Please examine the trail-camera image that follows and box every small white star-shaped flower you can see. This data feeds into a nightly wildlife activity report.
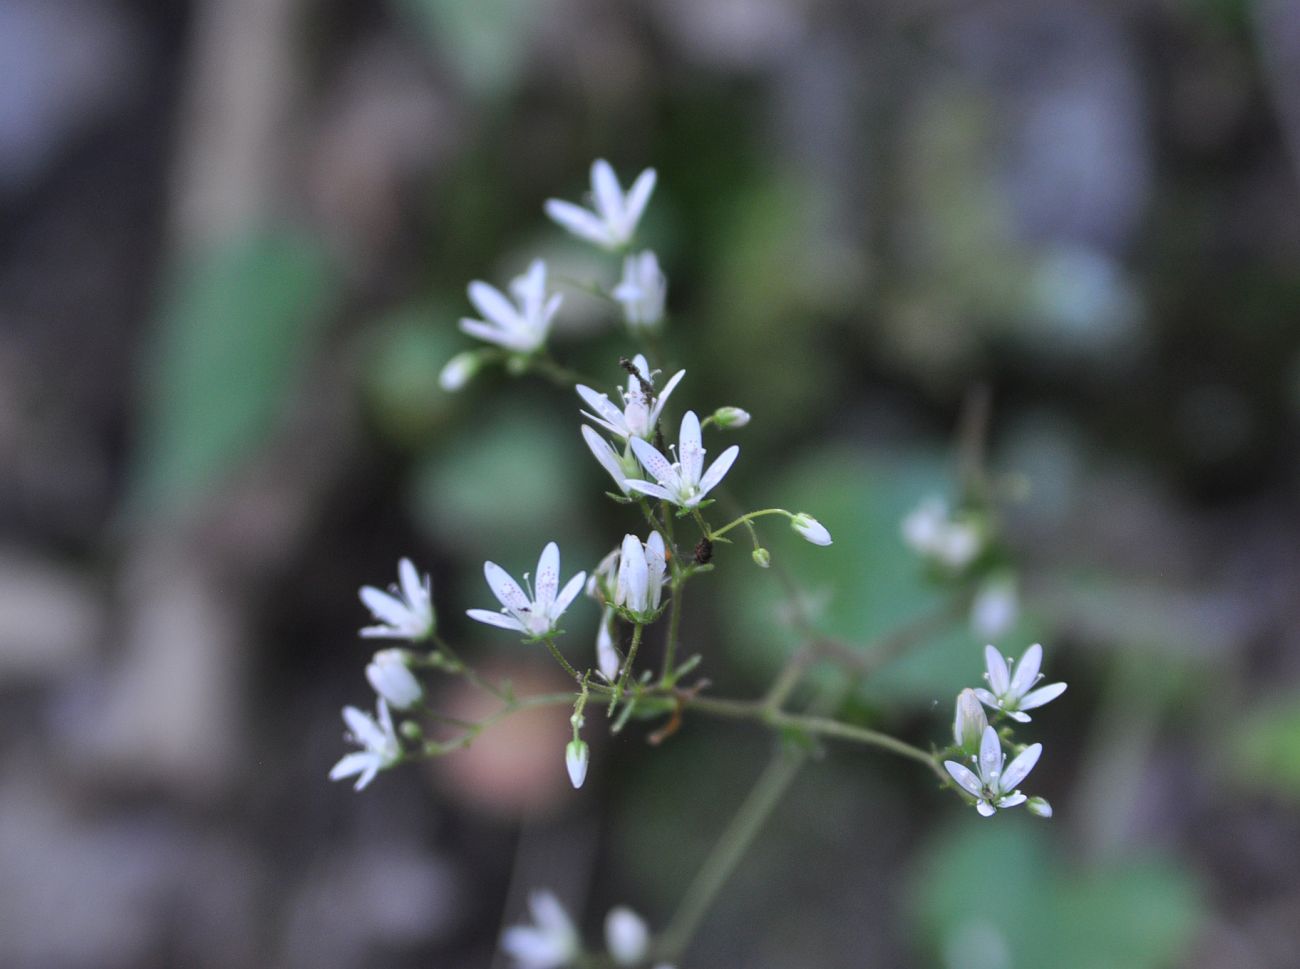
[577,354,685,443]
[612,250,667,328]
[974,643,1067,722]
[944,725,1042,817]
[626,411,740,509]
[502,891,580,969]
[328,699,403,791]
[545,159,656,250]
[459,259,562,354]
[365,648,423,710]
[901,496,983,569]
[359,557,435,641]
[467,542,587,639]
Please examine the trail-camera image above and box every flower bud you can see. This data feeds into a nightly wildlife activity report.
[790,512,832,546]
[565,739,590,789]
[596,609,620,681]
[365,649,423,710]
[752,547,772,568]
[399,719,424,741]
[1026,796,1053,818]
[605,906,650,965]
[438,350,482,391]
[713,406,751,429]
[952,688,989,754]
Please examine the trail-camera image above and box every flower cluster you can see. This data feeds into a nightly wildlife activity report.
[943,643,1066,817]
[503,891,674,969]
[902,496,984,571]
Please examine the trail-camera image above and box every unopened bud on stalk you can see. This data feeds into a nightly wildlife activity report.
[565,739,590,789]
[791,512,833,546]
[438,350,483,391]
[952,688,989,754]
[713,406,751,429]
[1026,796,1053,818]
[752,547,772,568]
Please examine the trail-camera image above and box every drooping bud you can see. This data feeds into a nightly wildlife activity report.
[752,547,772,568]
[438,350,483,391]
[1026,796,1053,818]
[713,406,751,429]
[565,739,590,789]
[605,906,650,965]
[790,512,833,546]
[953,688,989,754]
[365,649,424,710]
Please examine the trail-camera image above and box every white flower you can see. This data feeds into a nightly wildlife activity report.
[577,354,685,442]
[328,699,403,791]
[615,531,667,622]
[545,159,656,250]
[944,725,1042,817]
[502,891,580,969]
[605,906,650,965]
[901,497,982,570]
[459,259,562,354]
[467,542,587,639]
[626,411,740,509]
[565,739,589,789]
[359,558,435,641]
[439,350,482,391]
[365,648,424,710]
[952,687,989,754]
[790,512,832,546]
[582,426,640,495]
[596,607,620,681]
[612,250,667,328]
[970,574,1018,639]
[974,643,1067,723]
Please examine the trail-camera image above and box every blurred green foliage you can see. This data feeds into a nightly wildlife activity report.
[1229,694,1300,800]
[913,821,1202,969]
[133,233,335,513]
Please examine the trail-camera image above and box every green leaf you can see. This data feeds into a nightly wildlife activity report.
[132,232,335,513]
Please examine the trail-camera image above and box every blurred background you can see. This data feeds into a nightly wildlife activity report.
[3,0,1300,966]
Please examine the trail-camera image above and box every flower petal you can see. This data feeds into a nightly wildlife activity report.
[976,800,997,817]
[1010,643,1043,697]
[544,199,614,248]
[343,706,384,749]
[467,280,521,331]
[997,792,1027,809]
[1000,742,1042,792]
[629,436,678,488]
[553,571,586,618]
[984,644,1011,695]
[466,608,525,632]
[591,158,623,225]
[484,561,530,611]
[576,385,629,436]
[1020,681,1067,710]
[678,411,704,484]
[617,533,648,612]
[698,445,740,498]
[978,726,1003,783]
[649,368,686,425]
[944,761,983,798]
[398,558,423,609]
[624,479,674,503]
[973,688,1001,709]
[535,542,561,610]
[329,751,372,782]
[621,168,657,235]
[360,587,410,627]
[582,425,630,492]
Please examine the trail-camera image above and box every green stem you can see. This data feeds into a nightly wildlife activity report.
[543,636,582,683]
[655,746,804,960]
[613,623,645,704]
[661,584,683,683]
[709,508,792,541]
